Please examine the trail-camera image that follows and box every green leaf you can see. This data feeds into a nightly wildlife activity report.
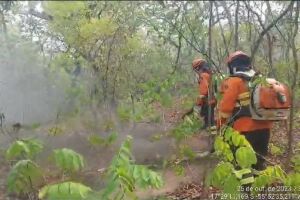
[253,174,272,188]
[232,133,241,147]
[39,181,92,200]
[210,162,234,188]
[233,169,252,179]
[53,148,85,172]
[6,139,43,160]
[107,131,118,145]
[235,147,257,168]
[223,175,240,195]
[214,136,225,152]
[285,173,300,188]
[252,165,286,189]
[87,134,106,146]
[102,136,163,199]
[269,143,283,156]
[240,176,255,185]
[7,160,43,194]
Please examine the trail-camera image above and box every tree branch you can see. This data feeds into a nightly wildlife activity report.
[250,1,294,59]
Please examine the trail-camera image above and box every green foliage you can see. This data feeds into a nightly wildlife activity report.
[285,173,300,190]
[171,115,201,142]
[210,162,234,188]
[179,145,196,160]
[87,134,106,147]
[214,136,234,162]
[102,136,163,199]
[252,165,286,189]
[235,147,257,169]
[48,126,64,136]
[269,143,284,156]
[6,139,43,160]
[223,175,240,196]
[132,165,164,189]
[172,164,185,176]
[7,160,43,194]
[117,101,150,122]
[138,75,179,107]
[38,181,92,200]
[209,127,257,194]
[53,148,85,173]
[214,128,253,164]
[291,154,300,172]
[87,131,118,147]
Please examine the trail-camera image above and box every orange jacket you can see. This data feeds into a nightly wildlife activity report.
[217,77,272,132]
[196,72,216,106]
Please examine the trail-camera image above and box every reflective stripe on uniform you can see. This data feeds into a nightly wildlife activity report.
[235,99,250,107]
[237,92,250,100]
[219,111,231,118]
[235,92,250,107]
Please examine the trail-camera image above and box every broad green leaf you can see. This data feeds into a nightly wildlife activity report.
[233,169,252,179]
[53,148,85,172]
[235,147,257,168]
[223,175,240,195]
[7,160,43,194]
[284,173,300,188]
[6,139,43,160]
[214,136,225,152]
[39,181,92,200]
[210,162,234,188]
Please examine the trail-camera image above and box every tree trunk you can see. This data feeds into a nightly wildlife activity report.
[215,1,229,56]
[208,1,213,58]
[287,1,299,163]
[234,1,240,50]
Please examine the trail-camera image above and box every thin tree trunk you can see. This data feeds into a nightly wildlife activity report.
[234,1,239,50]
[0,10,6,35]
[172,34,182,74]
[208,1,213,59]
[215,1,229,56]
[207,1,213,129]
[247,8,252,42]
[287,1,299,163]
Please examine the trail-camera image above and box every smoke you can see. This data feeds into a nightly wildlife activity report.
[0,40,68,125]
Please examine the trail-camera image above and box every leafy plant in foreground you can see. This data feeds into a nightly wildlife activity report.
[53,148,85,173]
[38,181,92,200]
[6,138,44,160]
[7,159,44,195]
[171,115,202,143]
[101,135,163,200]
[209,127,300,198]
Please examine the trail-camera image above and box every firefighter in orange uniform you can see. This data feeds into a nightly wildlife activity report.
[192,58,216,130]
[217,51,272,170]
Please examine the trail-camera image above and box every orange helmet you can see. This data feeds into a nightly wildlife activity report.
[227,51,251,74]
[192,58,206,70]
[227,51,250,65]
